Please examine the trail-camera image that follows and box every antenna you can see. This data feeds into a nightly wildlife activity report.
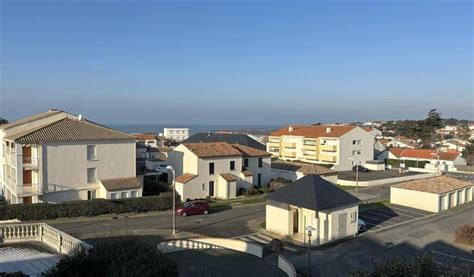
[78,114,83,121]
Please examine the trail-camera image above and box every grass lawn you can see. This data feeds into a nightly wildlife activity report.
[208,195,267,208]
[336,184,355,191]
[359,200,390,212]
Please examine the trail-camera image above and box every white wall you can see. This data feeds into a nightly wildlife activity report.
[390,187,440,213]
[42,140,136,202]
[245,156,271,187]
[266,202,291,235]
[335,127,375,171]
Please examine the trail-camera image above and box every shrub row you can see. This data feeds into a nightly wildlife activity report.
[0,193,177,221]
[387,159,429,169]
[455,224,474,246]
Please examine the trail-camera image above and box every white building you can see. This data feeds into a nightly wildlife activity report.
[0,110,142,204]
[163,128,189,142]
[267,125,375,171]
[168,142,271,201]
[266,174,360,245]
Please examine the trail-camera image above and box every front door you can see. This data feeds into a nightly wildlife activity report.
[209,181,215,197]
[338,213,347,239]
[22,146,31,163]
[292,208,299,234]
[23,196,32,204]
[23,170,32,186]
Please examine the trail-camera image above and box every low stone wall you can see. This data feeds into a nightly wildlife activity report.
[158,237,264,258]
[0,223,91,255]
[278,255,297,277]
[337,172,441,187]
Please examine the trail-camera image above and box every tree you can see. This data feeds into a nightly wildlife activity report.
[44,239,179,277]
[457,123,471,141]
[418,109,442,148]
[463,141,474,165]
[0,118,8,125]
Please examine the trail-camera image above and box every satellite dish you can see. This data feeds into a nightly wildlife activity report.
[78,114,83,121]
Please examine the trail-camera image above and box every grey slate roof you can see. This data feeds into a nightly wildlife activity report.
[268,174,360,211]
[184,132,265,150]
[7,118,135,143]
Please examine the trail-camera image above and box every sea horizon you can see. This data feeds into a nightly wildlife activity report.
[108,123,282,135]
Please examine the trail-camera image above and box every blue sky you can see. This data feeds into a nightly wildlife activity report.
[1,0,472,125]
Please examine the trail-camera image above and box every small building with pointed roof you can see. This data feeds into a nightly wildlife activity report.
[266,174,360,245]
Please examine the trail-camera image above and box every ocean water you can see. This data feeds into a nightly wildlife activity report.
[108,123,281,135]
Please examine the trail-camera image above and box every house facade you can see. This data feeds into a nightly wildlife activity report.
[168,142,271,201]
[163,128,189,142]
[267,125,375,171]
[0,110,141,204]
[266,174,360,245]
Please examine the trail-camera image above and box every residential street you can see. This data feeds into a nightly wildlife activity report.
[48,203,265,244]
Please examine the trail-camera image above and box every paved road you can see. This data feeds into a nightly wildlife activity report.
[360,204,433,233]
[289,203,474,276]
[49,203,265,244]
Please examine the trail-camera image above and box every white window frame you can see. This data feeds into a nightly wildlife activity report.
[87,145,97,161]
[111,192,118,200]
[350,211,357,223]
[87,168,97,183]
[121,191,128,199]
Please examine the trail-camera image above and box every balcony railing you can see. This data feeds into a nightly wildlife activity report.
[282,142,296,148]
[319,145,337,152]
[319,155,337,163]
[21,183,43,195]
[281,151,296,158]
[22,157,39,168]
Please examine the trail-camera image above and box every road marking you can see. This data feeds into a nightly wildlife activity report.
[247,235,269,244]
[359,214,399,225]
[365,211,405,221]
[370,209,418,219]
[431,250,474,263]
[389,206,431,217]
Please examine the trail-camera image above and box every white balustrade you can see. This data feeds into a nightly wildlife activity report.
[0,223,91,255]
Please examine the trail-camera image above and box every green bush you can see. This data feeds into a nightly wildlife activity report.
[246,188,261,196]
[0,193,177,221]
[455,224,474,246]
[351,254,472,277]
[43,239,178,277]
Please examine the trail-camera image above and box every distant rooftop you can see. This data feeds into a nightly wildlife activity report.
[184,132,265,150]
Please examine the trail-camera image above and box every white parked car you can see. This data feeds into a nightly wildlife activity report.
[358,219,367,232]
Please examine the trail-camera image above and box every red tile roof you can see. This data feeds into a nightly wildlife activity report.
[270,125,357,138]
[134,133,158,141]
[231,144,271,157]
[220,173,238,182]
[389,148,461,161]
[393,176,472,194]
[183,142,243,158]
[175,173,198,184]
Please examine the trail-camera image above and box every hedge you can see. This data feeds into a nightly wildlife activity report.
[0,193,177,221]
[387,159,429,169]
[44,239,178,277]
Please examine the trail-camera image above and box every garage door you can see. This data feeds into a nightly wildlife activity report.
[440,195,447,211]
[449,192,456,208]
[457,190,464,205]
[466,188,472,202]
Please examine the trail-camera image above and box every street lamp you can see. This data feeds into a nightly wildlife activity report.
[166,165,176,235]
[430,152,440,173]
[305,226,316,277]
[348,158,359,196]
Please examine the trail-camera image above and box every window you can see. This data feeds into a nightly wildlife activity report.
[257,173,262,186]
[209,162,215,174]
[258,158,263,168]
[352,150,357,155]
[131,191,138,198]
[357,140,362,145]
[352,140,357,145]
[350,211,357,223]
[202,183,206,191]
[87,145,97,160]
[243,158,249,168]
[111,193,118,200]
[87,190,96,200]
[230,161,235,170]
[357,150,362,155]
[87,168,97,183]
[121,191,128,198]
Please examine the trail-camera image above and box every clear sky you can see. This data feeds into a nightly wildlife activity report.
[1,0,472,125]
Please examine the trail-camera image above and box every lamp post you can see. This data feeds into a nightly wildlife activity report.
[166,165,176,235]
[305,226,316,277]
[348,158,359,196]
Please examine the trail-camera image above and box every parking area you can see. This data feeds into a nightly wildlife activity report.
[360,204,433,233]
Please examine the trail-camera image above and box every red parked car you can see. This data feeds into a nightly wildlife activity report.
[176,200,209,217]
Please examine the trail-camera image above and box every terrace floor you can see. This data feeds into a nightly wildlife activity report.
[0,242,61,275]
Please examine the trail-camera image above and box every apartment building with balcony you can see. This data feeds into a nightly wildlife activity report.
[168,142,271,201]
[0,110,141,204]
[267,125,375,171]
[162,128,189,142]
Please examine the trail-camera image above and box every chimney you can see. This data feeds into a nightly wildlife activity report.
[326,127,332,133]
[288,126,293,132]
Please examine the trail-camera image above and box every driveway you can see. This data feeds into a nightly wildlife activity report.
[360,204,433,233]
